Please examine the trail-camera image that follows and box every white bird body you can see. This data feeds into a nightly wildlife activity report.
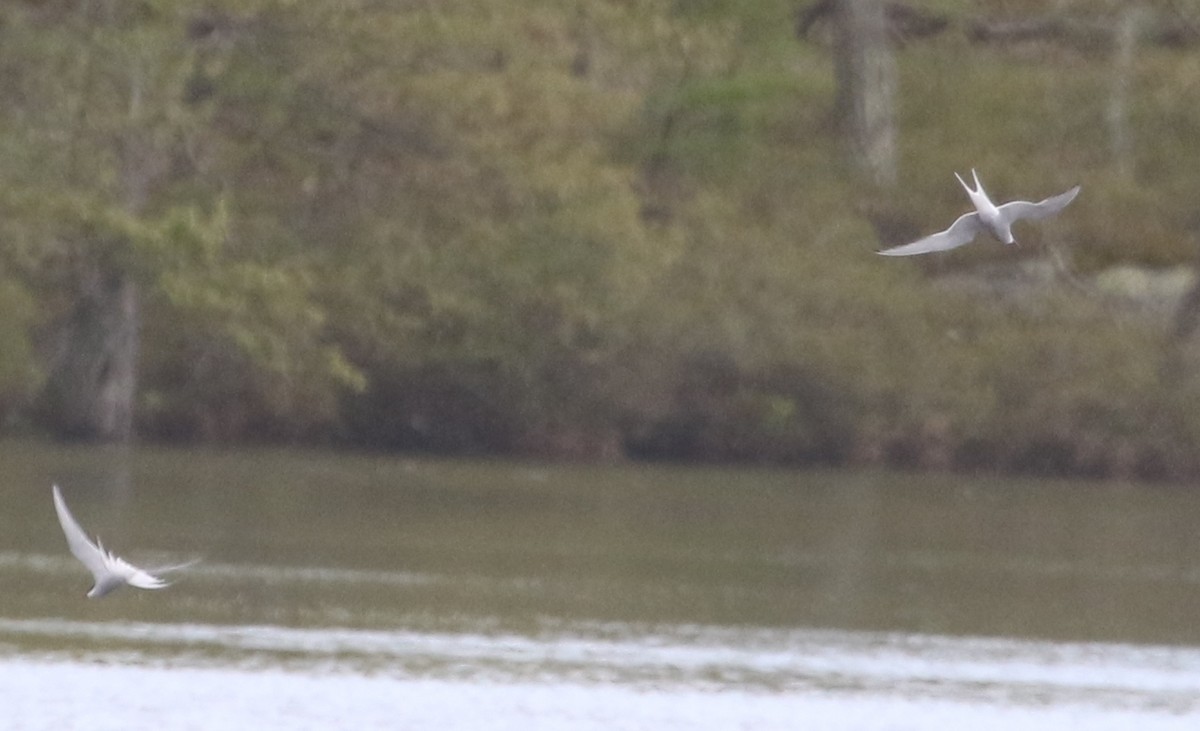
[878,169,1080,256]
[52,484,192,598]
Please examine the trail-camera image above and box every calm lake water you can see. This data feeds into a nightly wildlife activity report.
[1,440,1199,729]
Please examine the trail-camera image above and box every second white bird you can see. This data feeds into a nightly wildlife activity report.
[878,169,1080,257]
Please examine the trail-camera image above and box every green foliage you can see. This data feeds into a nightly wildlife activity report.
[0,0,1197,474]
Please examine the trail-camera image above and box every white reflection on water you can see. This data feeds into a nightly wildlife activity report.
[0,618,1198,730]
[2,659,1197,731]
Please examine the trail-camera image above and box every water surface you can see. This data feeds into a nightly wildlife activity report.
[1,441,1199,729]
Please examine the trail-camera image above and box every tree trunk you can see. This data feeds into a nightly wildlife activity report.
[1108,4,1143,180]
[39,37,160,443]
[832,0,897,188]
[42,264,139,442]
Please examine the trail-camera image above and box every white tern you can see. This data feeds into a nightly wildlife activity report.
[52,484,195,598]
[878,169,1079,256]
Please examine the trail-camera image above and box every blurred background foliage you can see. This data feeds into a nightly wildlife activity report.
[0,0,1198,478]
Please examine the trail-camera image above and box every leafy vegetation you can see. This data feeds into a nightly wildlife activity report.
[0,0,1198,479]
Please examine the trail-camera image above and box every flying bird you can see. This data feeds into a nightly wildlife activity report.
[878,169,1080,256]
[52,484,194,598]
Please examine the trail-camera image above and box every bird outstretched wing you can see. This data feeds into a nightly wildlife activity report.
[996,185,1080,223]
[877,211,984,256]
[52,484,112,583]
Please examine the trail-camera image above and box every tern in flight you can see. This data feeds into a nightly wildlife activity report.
[878,169,1080,256]
[52,484,194,598]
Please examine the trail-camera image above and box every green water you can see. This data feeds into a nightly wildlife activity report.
[1,440,1199,644]
[3,441,1200,729]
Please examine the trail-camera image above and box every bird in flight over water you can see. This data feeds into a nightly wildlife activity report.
[878,169,1080,257]
[52,484,196,598]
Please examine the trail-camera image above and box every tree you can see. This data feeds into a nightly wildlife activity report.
[0,1,187,440]
[832,0,897,188]
[0,0,361,442]
[1107,3,1145,180]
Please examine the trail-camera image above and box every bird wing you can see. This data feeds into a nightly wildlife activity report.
[52,484,113,583]
[877,211,984,256]
[996,185,1080,224]
[52,484,169,591]
[126,557,201,589]
[117,560,169,590]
